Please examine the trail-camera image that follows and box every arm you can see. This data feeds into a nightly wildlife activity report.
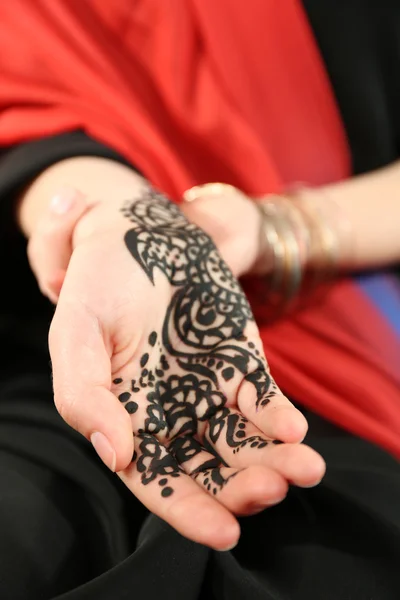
[17,152,400,307]
[308,159,400,269]
[25,169,323,549]
[18,156,145,237]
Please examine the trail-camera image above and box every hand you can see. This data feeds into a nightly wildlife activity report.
[180,184,269,277]
[48,183,325,550]
[27,187,96,303]
[27,184,267,303]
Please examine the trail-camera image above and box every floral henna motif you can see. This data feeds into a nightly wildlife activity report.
[117,187,278,498]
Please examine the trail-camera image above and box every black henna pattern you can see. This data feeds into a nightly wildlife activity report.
[115,187,279,498]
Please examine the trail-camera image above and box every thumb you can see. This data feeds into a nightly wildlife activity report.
[28,187,94,303]
[49,298,134,472]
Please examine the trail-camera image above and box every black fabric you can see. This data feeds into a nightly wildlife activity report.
[0,383,399,600]
[0,131,130,318]
[303,0,400,175]
[0,2,400,599]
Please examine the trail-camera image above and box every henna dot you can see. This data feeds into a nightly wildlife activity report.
[248,342,255,349]
[140,353,149,368]
[171,472,180,478]
[207,359,215,367]
[155,369,164,378]
[216,361,223,370]
[113,378,123,384]
[236,431,246,439]
[158,478,168,486]
[118,392,131,403]
[251,441,259,448]
[222,367,234,381]
[131,380,140,393]
[238,423,246,429]
[161,487,173,498]
[259,442,268,448]
[207,484,211,491]
[213,488,218,495]
[161,356,170,370]
[125,401,138,414]
[273,440,284,445]
[204,478,209,485]
[149,332,157,346]
[255,350,260,356]
[141,368,149,377]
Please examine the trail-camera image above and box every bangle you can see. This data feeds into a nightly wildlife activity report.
[289,186,353,291]
[256,197,304,312]
[182,182,351,319]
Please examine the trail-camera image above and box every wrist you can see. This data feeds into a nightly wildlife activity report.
[254,187,353,312]
[182,184,266,278]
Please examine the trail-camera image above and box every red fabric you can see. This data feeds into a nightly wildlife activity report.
[1,0,399,455]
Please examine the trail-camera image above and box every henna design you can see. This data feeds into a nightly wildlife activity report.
[116,187,279,498]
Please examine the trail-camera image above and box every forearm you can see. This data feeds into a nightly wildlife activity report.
[313,160,400,270]
[17,156,144,238]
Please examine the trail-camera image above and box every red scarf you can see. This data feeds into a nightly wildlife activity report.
[1,0,399,456]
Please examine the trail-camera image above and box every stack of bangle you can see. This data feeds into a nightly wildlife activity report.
[257,188,352,312]
[183,182,352,316]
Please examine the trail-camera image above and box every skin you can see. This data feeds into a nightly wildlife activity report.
[45,182,323,550]
[17,155,400,548]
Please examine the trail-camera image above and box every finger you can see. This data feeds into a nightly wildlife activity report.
[237,374,308,443]
[116,385,290,513]
[28,187,92,302]
[49,299,134,471]
[118,433,240,550]
[206,408,326,488]
[167,434,288,512]
[192,464,289,516]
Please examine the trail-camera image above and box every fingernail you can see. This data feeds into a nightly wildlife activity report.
[91,431,116,472]
[49,187,77,214]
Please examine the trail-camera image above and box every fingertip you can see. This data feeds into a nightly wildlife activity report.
[300,449,326,487]
[213,522,241,551]
[113,434,135,472]
[167,494,240,550]
[49,186,85,216]
[91,431,117,472]
[272,443,326,488]
[268,406,309,443]
[209,519,241,551]
[103,409,135,472]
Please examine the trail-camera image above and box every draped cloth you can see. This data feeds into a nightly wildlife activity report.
[0,0,399,456]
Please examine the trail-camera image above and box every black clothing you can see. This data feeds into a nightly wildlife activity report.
[0,2,399,599]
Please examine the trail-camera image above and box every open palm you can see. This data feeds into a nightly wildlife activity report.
[50,186,325,550]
